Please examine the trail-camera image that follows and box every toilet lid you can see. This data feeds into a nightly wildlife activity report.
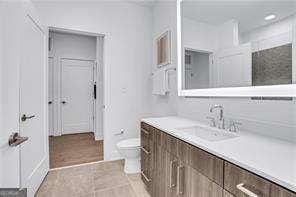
[117,138,140,149]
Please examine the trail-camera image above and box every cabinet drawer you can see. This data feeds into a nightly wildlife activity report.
[141,149,152,180]
[141,131,153,154]
[177,140,190,164]
[165,133,178,156]
[224,162,296,197]
[141,169,152,194]
[141,122,153,140]
[189,145,223,186]
[153,127,166,147]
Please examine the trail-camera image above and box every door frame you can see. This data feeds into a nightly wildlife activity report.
[47,26,105,141]
[59,57,96,135]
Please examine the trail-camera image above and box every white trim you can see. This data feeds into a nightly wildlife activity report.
[22,156,48,196]
[177,0,182,96]
[49,159,108,171]
[49,26,104,38]
[293,15,296,84]
[49,159,123,171]
[177,0,296,97]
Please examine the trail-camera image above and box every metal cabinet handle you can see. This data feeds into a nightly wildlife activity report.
[21,114,35,122]
[141,147,150,155]
[169,160,178,188]
[8,132,28,147]
[177,165,185,195]
[236,183,258,197]
[141,128,149,135]
[141,170,151,183]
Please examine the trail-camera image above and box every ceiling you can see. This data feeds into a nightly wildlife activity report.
[182,1,296,32]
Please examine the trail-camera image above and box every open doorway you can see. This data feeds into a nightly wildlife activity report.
[48,29,104,169]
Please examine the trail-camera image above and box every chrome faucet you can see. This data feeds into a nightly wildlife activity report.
[210,105,225,129]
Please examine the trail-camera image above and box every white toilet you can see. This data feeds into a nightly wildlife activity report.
[116,138,141,174]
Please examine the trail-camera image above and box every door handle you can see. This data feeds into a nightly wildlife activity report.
[21,114,35,122]
[8,132,28,147]
[48,101,53,104]
[61,101,67,104]
[94,83,97,99]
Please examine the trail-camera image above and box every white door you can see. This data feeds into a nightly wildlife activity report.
[0,3,48,197]
[48,57,54,136]
[19,12,48,197]
[214,43,252,87]
[61,59,94,135]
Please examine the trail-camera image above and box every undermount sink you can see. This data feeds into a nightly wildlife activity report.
[175,125,239,142]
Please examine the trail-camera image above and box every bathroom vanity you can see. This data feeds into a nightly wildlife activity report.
[140,117,296,197]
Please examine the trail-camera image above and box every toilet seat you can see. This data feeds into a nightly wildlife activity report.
[117,138,140,149]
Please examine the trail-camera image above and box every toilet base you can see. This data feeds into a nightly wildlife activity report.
[124,158,140,174]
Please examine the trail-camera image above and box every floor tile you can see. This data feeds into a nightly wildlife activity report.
[36,160,151,197]
[94,185,136,197]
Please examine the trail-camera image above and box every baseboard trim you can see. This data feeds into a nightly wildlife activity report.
[49,159,123,171]
[25,156,49,197]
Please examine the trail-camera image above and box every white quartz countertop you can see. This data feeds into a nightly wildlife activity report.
[141,116,296,192]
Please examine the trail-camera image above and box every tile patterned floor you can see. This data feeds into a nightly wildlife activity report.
[49,133,104,168]
[36,160,150,197]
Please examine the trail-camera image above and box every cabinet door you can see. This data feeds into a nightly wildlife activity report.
[223,190,235,197]
[177,140,190,165]
[153,145,167,197]
[270,184,296,197]
[190,145,223,186]
[166,134,178,156]
[189,167,223,197]
[165,151,178,197]
[176,160,190,197]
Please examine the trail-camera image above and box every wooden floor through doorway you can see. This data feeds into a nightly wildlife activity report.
[49,132,103,168]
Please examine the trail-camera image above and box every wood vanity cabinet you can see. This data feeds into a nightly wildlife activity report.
[224,162,296,197]
[140,122,296,197]
[140,122,154,193]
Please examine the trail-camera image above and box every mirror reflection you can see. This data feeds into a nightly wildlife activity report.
[181,1,296,89]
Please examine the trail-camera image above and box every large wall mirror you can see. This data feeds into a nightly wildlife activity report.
[177,0,296,97]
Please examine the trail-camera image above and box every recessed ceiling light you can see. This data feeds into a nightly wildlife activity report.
[264,14,276,21]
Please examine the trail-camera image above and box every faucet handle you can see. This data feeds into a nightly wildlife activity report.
[206,116,216,127]
[228,120,242,132]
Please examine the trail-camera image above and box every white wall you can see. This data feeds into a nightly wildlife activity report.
[217,20,239,49]
[34,2,153,160]
[49,32,96,60]
[48,32,97,137]
[185,51,210,89]
[241,16,294,48]
[152,2,296,143]
[241,15,294,54]
[0,1,23,188]
[151,2,178,117]
[0,1,3,187]
[96,37,104,140]
[183,17,217,52]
